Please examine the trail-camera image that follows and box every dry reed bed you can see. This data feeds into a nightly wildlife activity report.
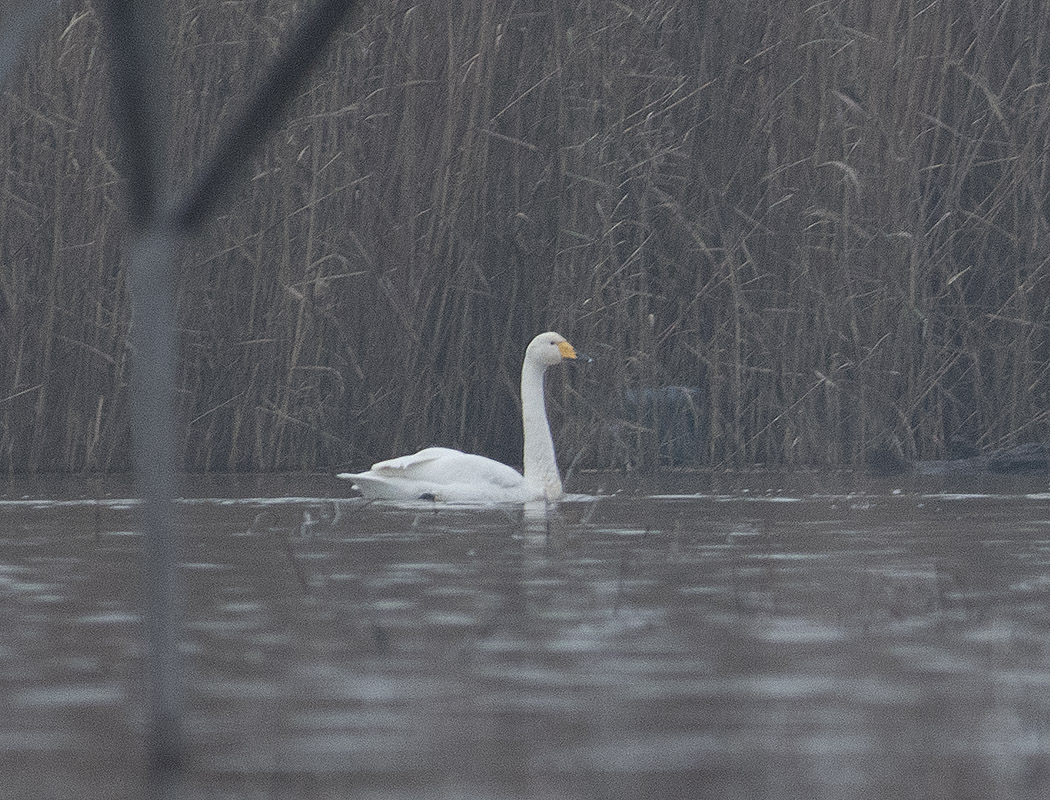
[1,0,1050,473]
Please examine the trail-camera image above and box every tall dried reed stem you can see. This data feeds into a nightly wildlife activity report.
[3,0,1050,472]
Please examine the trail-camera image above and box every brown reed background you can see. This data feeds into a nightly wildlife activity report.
[2,0,1050,474]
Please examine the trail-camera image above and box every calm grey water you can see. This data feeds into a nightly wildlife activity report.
[3,472,1050,799]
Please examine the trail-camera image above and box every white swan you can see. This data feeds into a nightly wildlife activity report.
[338,332,583,502]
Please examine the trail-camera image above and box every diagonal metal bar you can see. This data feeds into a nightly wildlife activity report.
[174,0,359,233]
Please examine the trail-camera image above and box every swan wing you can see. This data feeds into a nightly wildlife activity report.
[368,446,461,474]
[338,446,527,501]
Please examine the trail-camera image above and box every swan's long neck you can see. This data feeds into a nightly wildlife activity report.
[521,358,563,499]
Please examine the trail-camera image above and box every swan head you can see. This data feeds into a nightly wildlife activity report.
[526,331,581,368]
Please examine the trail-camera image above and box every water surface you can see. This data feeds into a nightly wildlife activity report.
[3,472,1050,799]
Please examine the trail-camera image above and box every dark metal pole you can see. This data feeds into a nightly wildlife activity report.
[95,0,183,778]
[127,229,183,773]
[30,0,360,791]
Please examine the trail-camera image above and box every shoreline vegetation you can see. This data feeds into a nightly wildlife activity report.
[3,1,1050,474]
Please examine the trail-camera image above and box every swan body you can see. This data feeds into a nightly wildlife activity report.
[338,332,581,502]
